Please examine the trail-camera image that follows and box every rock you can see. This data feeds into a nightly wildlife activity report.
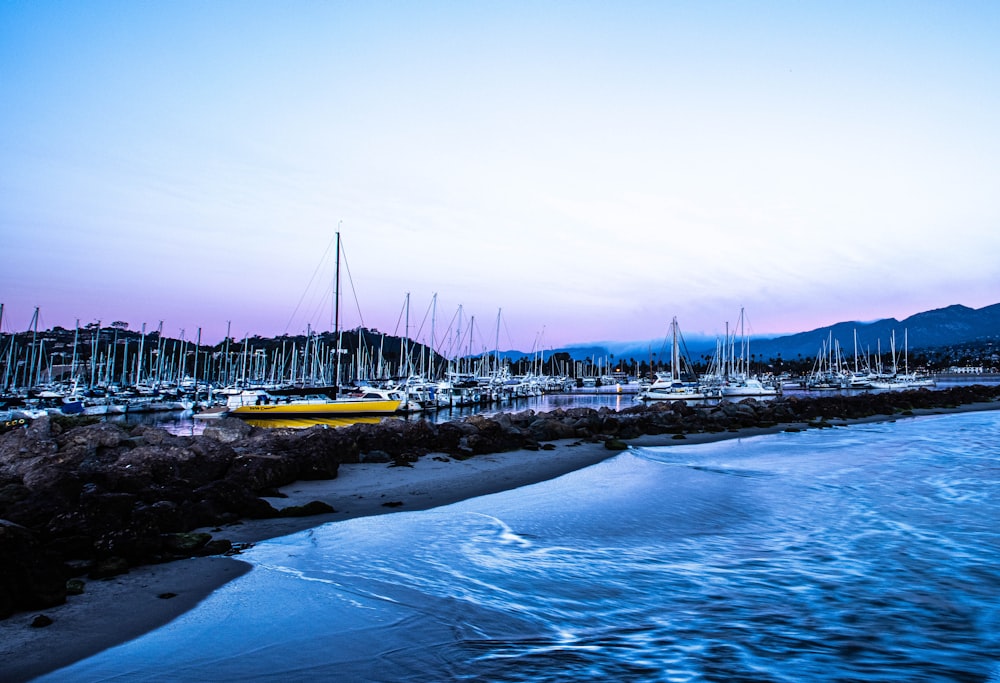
[30,614,53,628]
[278,501,335,517]
[66,578,85,595]
[361,450,392,463]
[192,480,278,521]
[161,532,212,555]
[195,539,233,556]
[0,519,67,619]
[201,418,252,443]
[89,556,129,579]
[528,418,578,441]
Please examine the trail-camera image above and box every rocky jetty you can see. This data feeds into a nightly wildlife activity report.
[2,384,999,619]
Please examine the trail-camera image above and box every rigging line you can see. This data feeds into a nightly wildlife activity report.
[339,240,366,331]
[284,232,338,335]
[305,287,333,331]
[392,295,406,337]
[501,312,516,352]
[437,309,461,359]
[413,296,433,345]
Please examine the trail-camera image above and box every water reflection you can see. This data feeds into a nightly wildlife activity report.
[238,415,384,429]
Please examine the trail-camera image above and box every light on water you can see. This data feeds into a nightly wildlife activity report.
[43,411,1000,682]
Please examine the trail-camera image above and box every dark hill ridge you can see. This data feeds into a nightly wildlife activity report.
[750,303,1000,361]
[501,302,1000,364]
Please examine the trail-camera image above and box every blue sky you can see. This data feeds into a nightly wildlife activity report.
[2,1,998,352]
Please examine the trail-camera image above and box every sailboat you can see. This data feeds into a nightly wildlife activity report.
[637,317,706,401]
[710,308,780,397]
[230,231,405,419]
[868,329,936,390]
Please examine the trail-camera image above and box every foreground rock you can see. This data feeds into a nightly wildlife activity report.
[1,385,998,619]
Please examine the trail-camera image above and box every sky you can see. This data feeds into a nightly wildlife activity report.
[2,1,999,355]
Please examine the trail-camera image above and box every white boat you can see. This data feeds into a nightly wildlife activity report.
[637,317,706,401]
[703,308,780,397]
[868,330,936,390]
[640,376,706,401]
[719,376,780,397]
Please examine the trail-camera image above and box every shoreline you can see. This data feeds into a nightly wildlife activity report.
[3,400,999,682]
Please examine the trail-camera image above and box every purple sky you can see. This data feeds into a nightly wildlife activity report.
[2,2,999,352]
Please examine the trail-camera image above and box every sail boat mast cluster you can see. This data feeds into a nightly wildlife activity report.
[637,310,781,401]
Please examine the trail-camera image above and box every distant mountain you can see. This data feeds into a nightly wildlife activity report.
[498,303,1000,363]
[749,303,1000,361]
[496,337,719,364]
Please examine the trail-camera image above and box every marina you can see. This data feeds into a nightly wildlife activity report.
[78,373,1000,437]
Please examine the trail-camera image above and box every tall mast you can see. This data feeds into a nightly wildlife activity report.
[136,322,147,387]
[430,293,437,379]
[494,308,501,376]
[90,321,100,389]
[224,321,231,386]
[904,328,909,376]
[671,317,680,382]
[154,321,165,386]
[333,230,342,391]
[192,327,201,406]
[26,307,39,390]
[403,291,410,378]
[71,319,80,385]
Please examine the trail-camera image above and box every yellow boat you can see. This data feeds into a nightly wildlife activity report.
[228,387,405,418]
[229,232,408,422]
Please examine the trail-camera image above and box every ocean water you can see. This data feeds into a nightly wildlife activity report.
[42,411,1000,682]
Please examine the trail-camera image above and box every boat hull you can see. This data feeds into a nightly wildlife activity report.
[230,398,402,418]
[638,390,706,401]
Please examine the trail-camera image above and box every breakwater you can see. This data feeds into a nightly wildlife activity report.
[2,384,999,620]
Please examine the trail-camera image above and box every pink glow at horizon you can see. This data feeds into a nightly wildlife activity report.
[3,3,999,350]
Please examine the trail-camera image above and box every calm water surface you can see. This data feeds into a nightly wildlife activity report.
[43,411,1000,682]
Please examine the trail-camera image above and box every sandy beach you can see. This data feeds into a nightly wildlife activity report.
[3,402,998,682]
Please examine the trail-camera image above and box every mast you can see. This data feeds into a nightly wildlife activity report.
[90,321,100,389]
[303,324,311,385]
[136,322,147,387]
[494,308,501,377]
[26,307,39,391]
[333,230,342,393]
[224,321,232,386]
[239,334,249,386]
[109,327,119,388]
[192,327,201,406]
[154,321,165,387]
[904,328,909,376]
[671,317,680,382]
[71,319,80,385]
[403,291,411,378]
[121,338,129,386]
[1,310,13,393]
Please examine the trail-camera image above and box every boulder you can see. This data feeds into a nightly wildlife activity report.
[202,418,252,443]
[0,519,66,619]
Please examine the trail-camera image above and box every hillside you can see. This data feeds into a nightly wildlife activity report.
[749,303,1000,361]
[503,303,1000,364]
